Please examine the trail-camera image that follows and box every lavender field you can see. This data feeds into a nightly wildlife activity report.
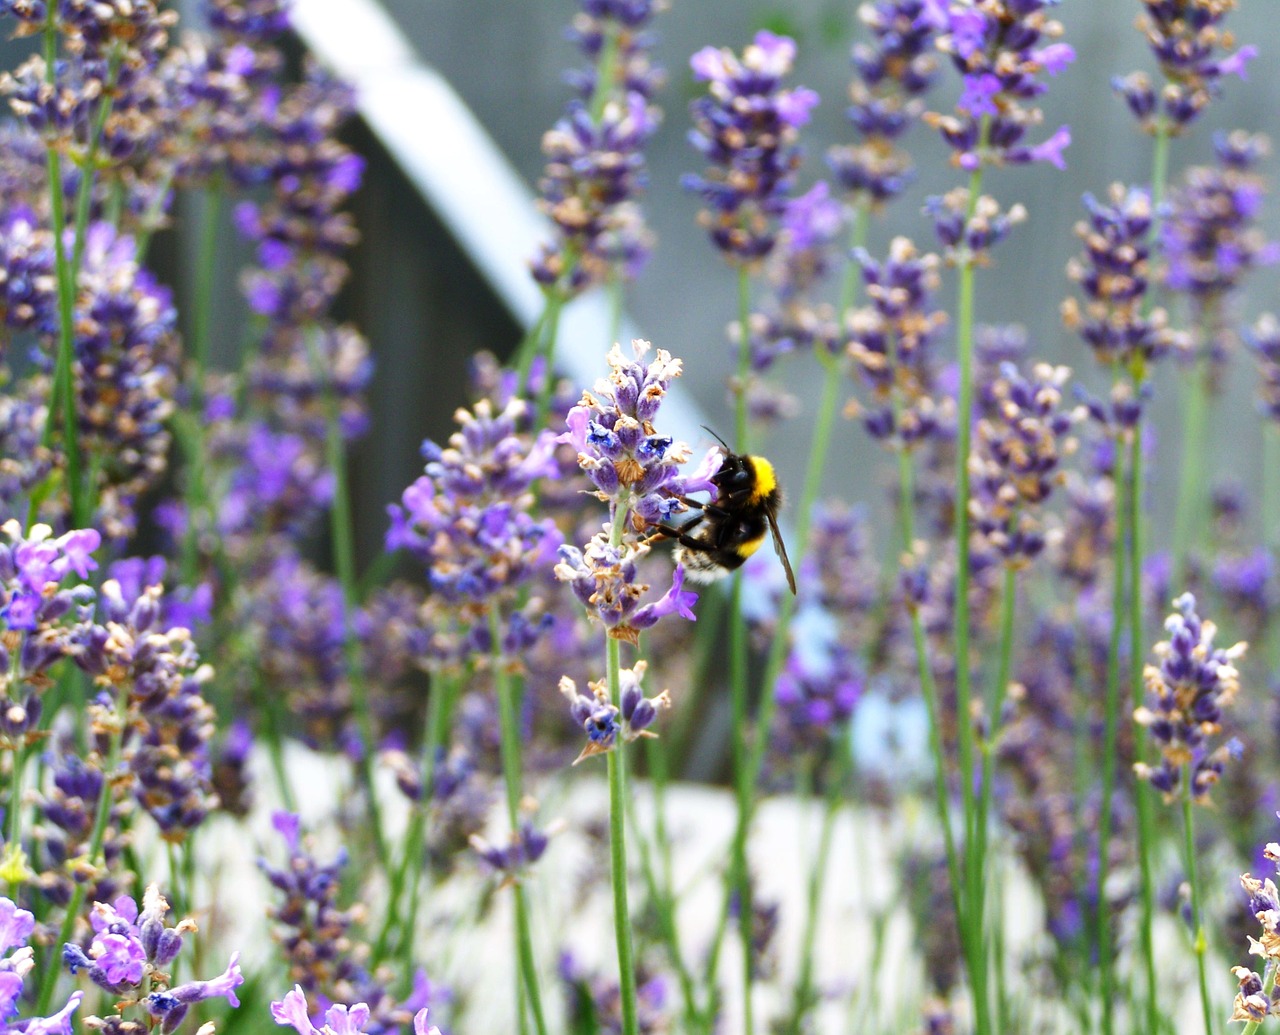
[0,0,1276,1033]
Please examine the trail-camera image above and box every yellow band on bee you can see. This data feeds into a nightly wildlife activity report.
[734,535,766,560]
[746,455,777,503]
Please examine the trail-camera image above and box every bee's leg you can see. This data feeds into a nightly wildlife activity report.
[642,514,705,548]
[668,493,733,519]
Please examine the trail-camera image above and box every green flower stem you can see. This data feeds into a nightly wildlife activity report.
[68,50,122,274]
[373,669,461,975]
[788,743,847,1032]
[1241,963,1276,1035]
[260,665,298,814]
[1181,785,1215,1035]
[488,606,550,1035]
[190,188,223,409]
[1095,420,1130,1035]
[133,167,177,262]
[728,263,758,1034]
[629,745,701,1032]
[1128,420,1160,1035]
[306,331,390,873]
[36,695,126,1016]
[974,560,1018,990]
[600,505,640,1035]
[1170,341,1213,585]
[951,164,990,1035]
[533,288,568,428]
[728,569,755,1035]
[1126,115,1170,1035]
[1267,423,1280,556]
[41,147,87,529]
[180,188,224,586]
[37,36,123,530]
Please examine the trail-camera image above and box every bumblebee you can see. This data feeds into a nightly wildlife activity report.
[652,430,797,595]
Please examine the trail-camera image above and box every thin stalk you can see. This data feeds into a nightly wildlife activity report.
[375,669,461,975]
[180,188,224,586]
[513,305,550,387]
[788,745,846,1032]
[68,51,122,274]
[306,330,390,873]
[133,167,177,262]
[189,188,223,410]
[628,747,701,1032]
[975,563,1017,837]
[892,422,965,944]
[489,606,550,1035]
[41,147,86,528]
[951,164,989,1035]
[1170,346,1212,584]
[1095,430,1129,1035]
[1266,423,1280,556]
[1129,422,1160,1035]
[1241,963,1276,1035]
[973,560,1018,1019]
[606,742,639,1035]
[728,263,756,1034]
[1181,787,1215,1035]
[1266,424,1280,675]
[260,672,298,814]
[1128,116,1171,1035]
[728,569,755,1035]
[38,42,123,529]
[604,630,640,1035]
[533,288,567,428]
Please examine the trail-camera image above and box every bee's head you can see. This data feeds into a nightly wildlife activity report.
[711,452,778,506]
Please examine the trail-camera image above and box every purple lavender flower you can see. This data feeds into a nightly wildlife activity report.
[559,659,670,761]
[203,0,291,43]
[559,339,717,528]
[969,362,1081,564]
[1161,133,1278,370]
[1114,0,1256,134]
[555,341,712,645]
[531,0,664,295]
[847,236,951,448]
[1232,835,1280,1022]
[271,986,442,1035]
[261,813,445,1034]
[741,181,845,379]
[1134,592,1246,803]
[70,576,219,839]
[563,0,666,102]
[926,0,1073,171]
[0,897,83,1034]
[559,950,670,1033]
[389,398,561,599]
[684,30,819,264]
[769,644,863,758]
[1062,183,1184,371]
[924,187,1026,261]
[1246,312,1280,422]
[470,819,553,877]
[828,0,939,204]
[63,885,240,1033]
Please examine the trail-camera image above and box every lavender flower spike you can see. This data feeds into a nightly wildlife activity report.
[685,30,819,263]
[1232,840,1280,1022]
[272,985,442,1035]
[1133,592,1246,803]
[560,659,671,762]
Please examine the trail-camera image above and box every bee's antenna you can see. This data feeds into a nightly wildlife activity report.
[700,425,731,452]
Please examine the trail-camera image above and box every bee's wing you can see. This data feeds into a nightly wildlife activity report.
[768,512,797,595]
